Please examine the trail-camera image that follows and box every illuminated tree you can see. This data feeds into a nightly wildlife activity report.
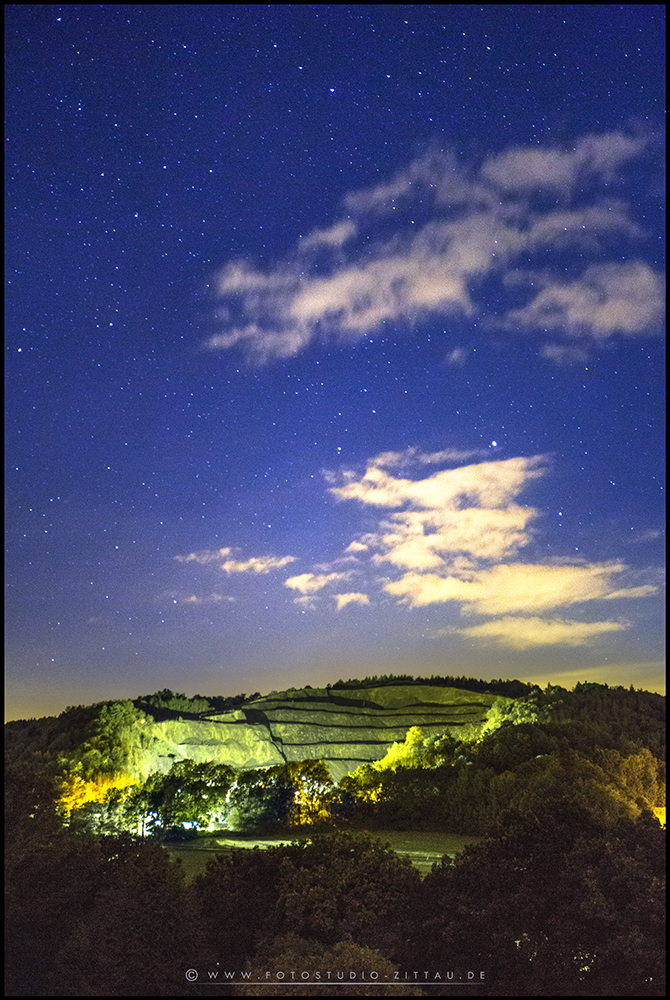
[227,759,334,830]
[284,759,334,825]
[58,769,138,817]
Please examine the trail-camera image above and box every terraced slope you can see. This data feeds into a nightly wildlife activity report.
[137,684,497,781]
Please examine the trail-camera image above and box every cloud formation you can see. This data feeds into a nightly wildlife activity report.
[505,262,664,338]
[174,448,658,647]
[207,131,663,362]
[175,547,296,573]
[453,616,628,649]
[284,571,352,596]
[384,562,654,613]
[327,448,658,644]
[334,592,370,610]
[181,592,235,605]
[332,451,546,568]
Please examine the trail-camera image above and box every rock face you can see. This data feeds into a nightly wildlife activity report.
[135,684,497,782]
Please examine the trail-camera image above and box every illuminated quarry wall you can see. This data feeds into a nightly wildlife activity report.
[133,684,497,782]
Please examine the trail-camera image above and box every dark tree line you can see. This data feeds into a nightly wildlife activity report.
[5,754,664,996]
[328,674,535,697]
[5,679,665,995]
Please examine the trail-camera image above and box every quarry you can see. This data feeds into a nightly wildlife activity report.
[132,683,498,782]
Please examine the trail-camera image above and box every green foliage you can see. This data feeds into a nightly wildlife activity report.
[329,673,536,696]
[412,812,665,995]
[338,682,666,837]
[372,725,427,771]
[192,832,420,971]
[77,699,147,775]
[134,688,261,719]
[125,759,237,834]
[267,832,420,955]
[192,843,288,968]
[6,828,193,996]
[239,935,425,995]
[5,687,666,1000]
[227,759,335,831]
[135,688,215,717]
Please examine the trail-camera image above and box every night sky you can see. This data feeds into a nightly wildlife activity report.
[5,5,665,721]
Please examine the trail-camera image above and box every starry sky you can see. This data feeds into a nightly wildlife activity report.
[5,5,665,721]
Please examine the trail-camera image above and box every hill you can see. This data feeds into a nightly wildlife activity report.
[133,683,497,782]
[4,676,504,785]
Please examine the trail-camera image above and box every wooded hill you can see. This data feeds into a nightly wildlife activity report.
[5,675,665,837]
[5,675,665,996]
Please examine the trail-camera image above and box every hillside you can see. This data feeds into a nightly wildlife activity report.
[6,675,665,998]
[133,684,497,782]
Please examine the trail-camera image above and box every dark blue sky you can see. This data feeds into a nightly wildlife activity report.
[5,5,665,719]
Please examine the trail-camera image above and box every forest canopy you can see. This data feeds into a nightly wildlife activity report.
[5,676,665,996]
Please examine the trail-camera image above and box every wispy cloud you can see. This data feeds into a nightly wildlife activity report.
[326,448,658,645]
[181,592,235,605]
[453,616,628,649]
[504,262,664,339]
[206,131,663,362]
[284,571,352,596]
[330,451,546,568]
[479,131,647,192]
[369,446,490,469]
[384,562,654,614]
[298,219,357,249]
[445,347,468,366]
[173,448,659,648]
[334,592,370,610]
[175,547,296,573]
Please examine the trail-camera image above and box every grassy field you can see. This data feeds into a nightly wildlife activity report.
[163,828,484,881]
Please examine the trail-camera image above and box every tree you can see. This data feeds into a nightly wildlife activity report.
[43,835,193,996]
[227,759,334,831]
[238,935,425,996]
[263,832,421,958]
[410,812,665,996]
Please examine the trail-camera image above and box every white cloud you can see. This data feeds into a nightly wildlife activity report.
[176,449,659,648]
[293,595,318,610]
[181,593,235,605]
[288,253,473,334]
[446,346,468,365]
[175,547,234,565]
[506,262,664,339]
[330,454,547,509]
[284,571,352,595]
[206,133,663,362]
[372,504,537,568]
[344,540,369,554]
[329,454,547,571]
[600,585,659,600]
[334,592,370,610]
[540,343,590,365]
[206,324,312,363]
[384,562,657,613]
[220,554,297,573]
[331,451,659,642]
[175,547,296,573]
[299,219,357,248]
[370,446,489,469]
[480,131,647,193]
[455,616,628,649]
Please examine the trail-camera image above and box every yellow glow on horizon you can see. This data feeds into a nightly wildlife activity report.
[520,662,665,696]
